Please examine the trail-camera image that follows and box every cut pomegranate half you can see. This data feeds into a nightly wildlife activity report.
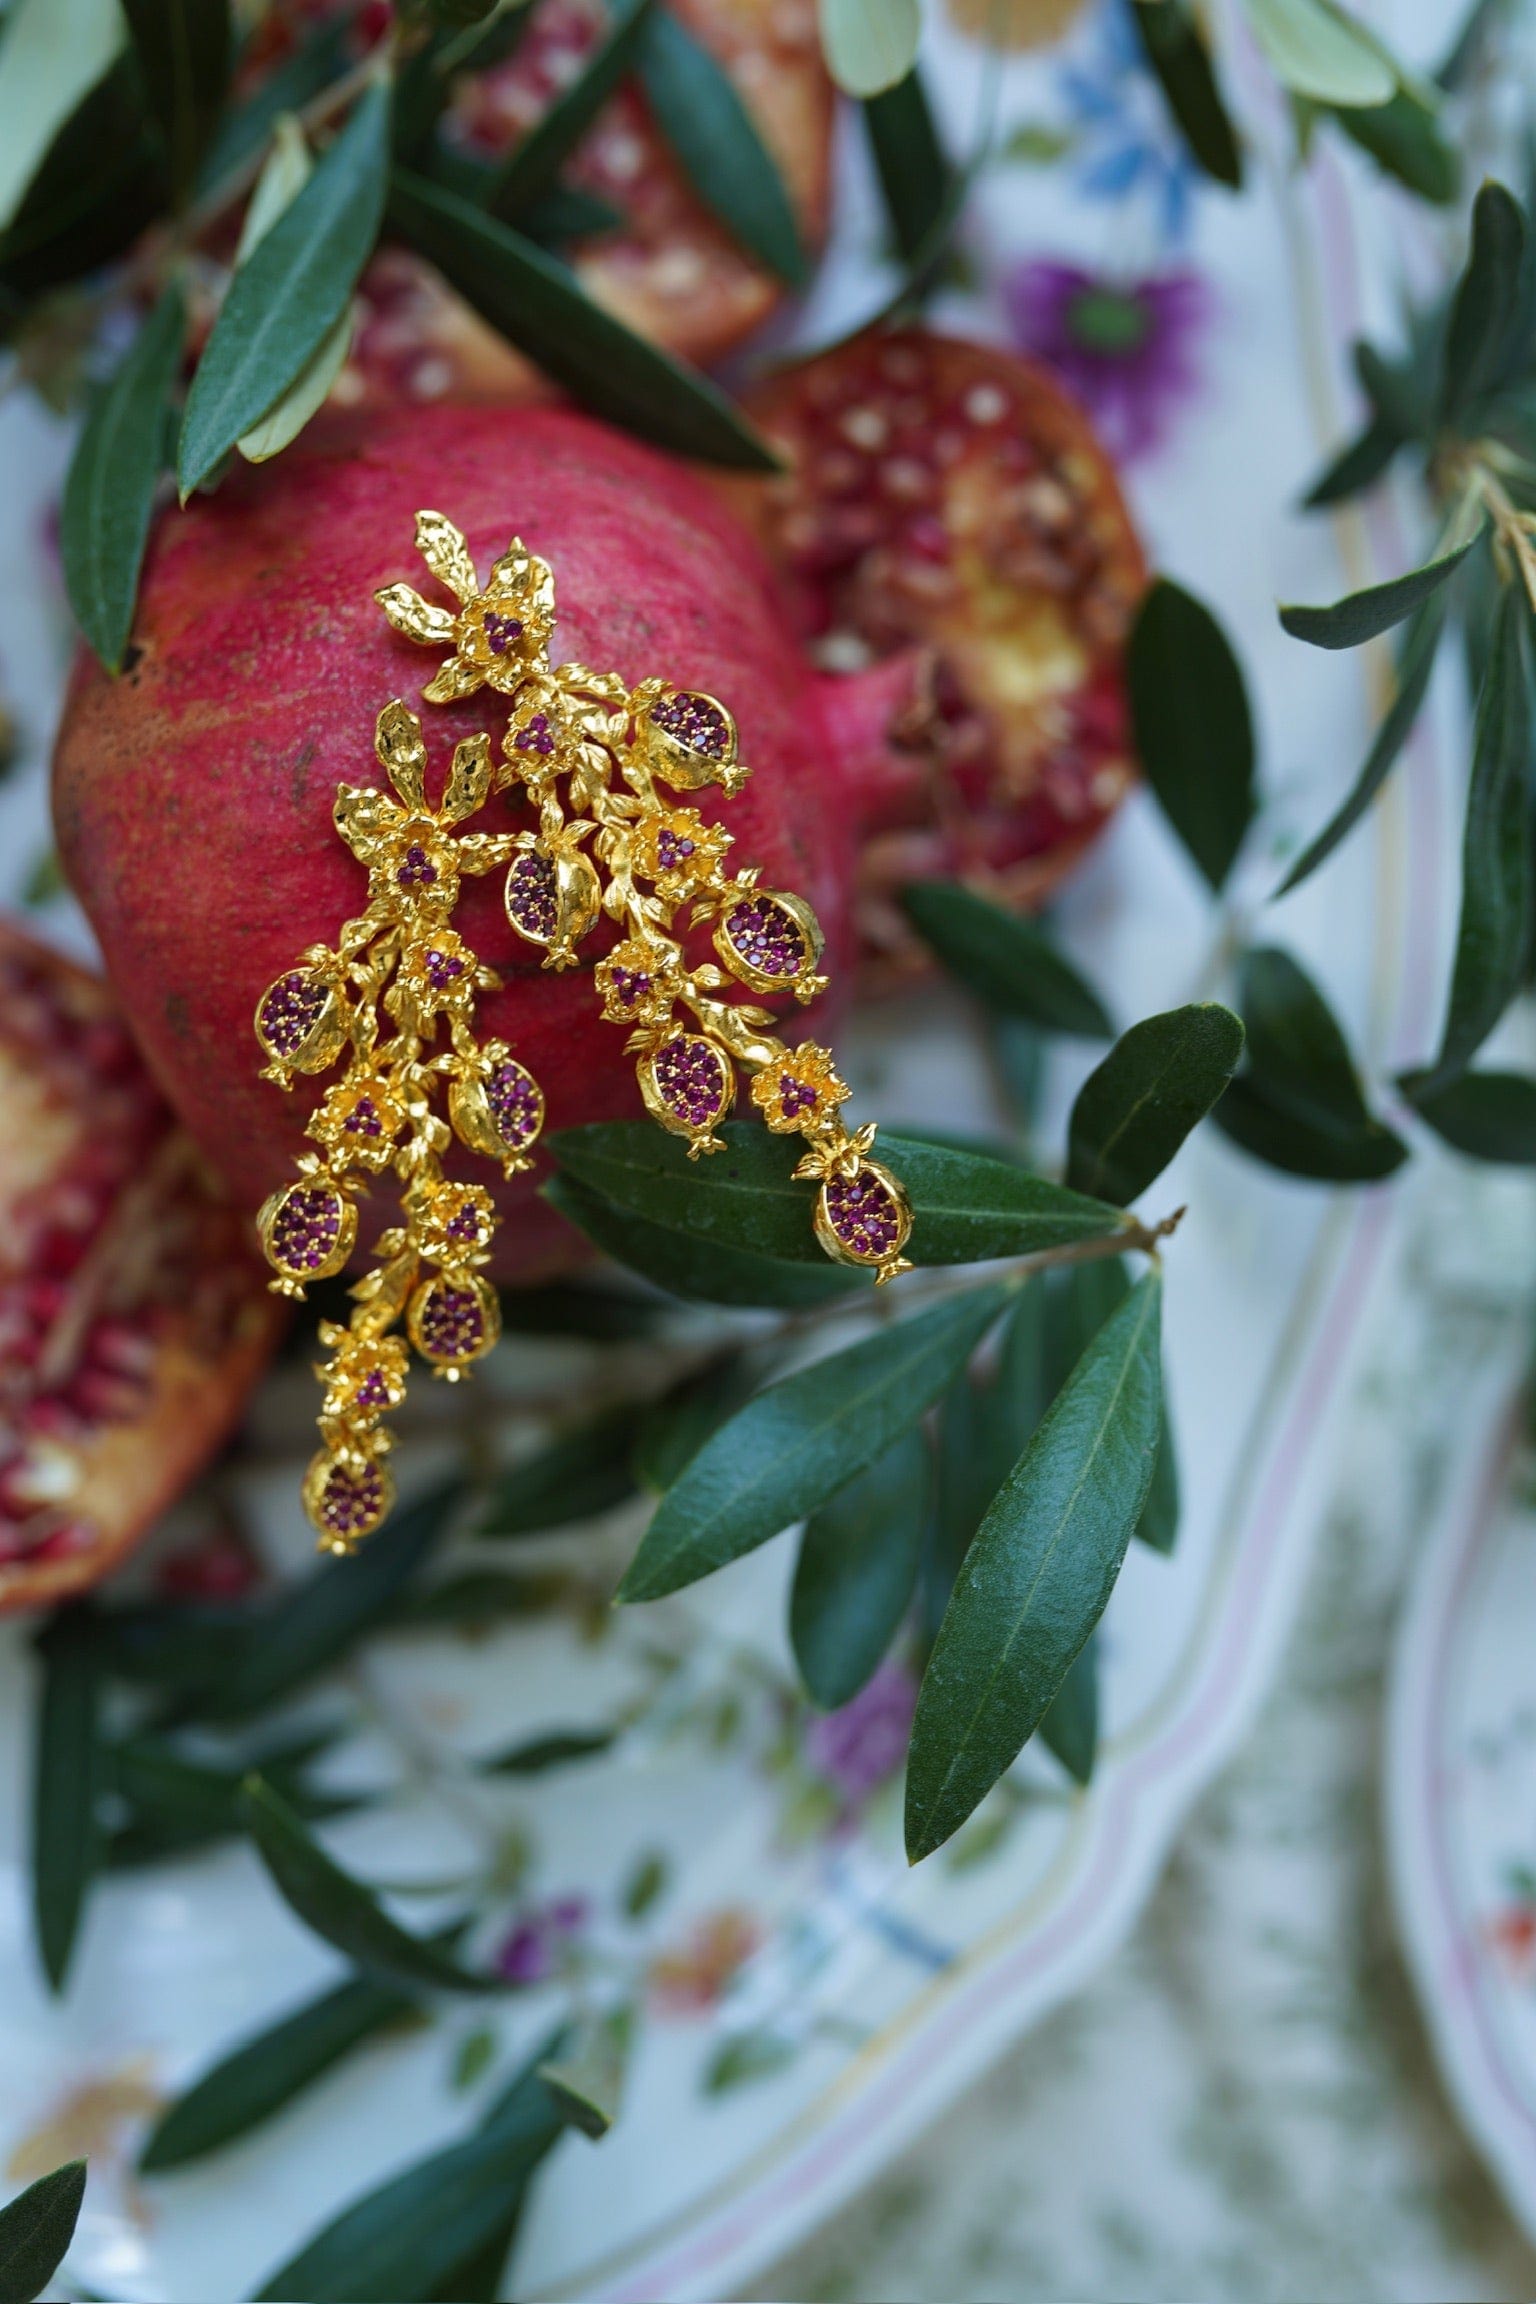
[345,0,833,409]
[729,329,1148,962]
[0,923,282,1613]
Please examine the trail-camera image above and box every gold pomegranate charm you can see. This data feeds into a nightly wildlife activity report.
[379,511,913,1279]
[253,700,544,1554]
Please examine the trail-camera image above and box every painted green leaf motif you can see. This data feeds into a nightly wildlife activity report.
[1127,578,1256,889]
[791,1428,930,1709]
[619,1285,1012,1602]
[1440,178,1527,421]
[243,1776,498,1996]
[1131,0,1242,187]
[1066,1003,1244,1206]
[547,1122,1123,1269]
[537,2007,633,2138]
[1241,0,1396,105]
[1275,593,1447,895]
[139,1973,418,2172]
[31,1609,102,1994]
[488,0,652,220]
[905,1273,1163,1862]
[862,67,950,262]
[254,2041,566,2302]
[61,280,185,671]
[1038,1635,1098,1785]
[818,0,921,95]
[0,2161,87,2304]
[637,6,804,282]
[1407,1069,1536,1162]
[1414,586,1535,1096]
[1278,535,1476,650]
[901,881,1113,1036]
[178,80,390,495]
[388,169,778,471]
[121,0,231,207]
[475,1406,640,1536]
[1213,945,1407,1180]
[480,1728,616,1774]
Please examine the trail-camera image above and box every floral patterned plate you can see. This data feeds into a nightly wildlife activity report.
[0,8,1481,2299]
[1387,1376,1536,2253]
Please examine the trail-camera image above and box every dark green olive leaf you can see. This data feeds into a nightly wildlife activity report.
[1274,593,1447,895]
[121,0,231,207]
[254,2038,566,2302]
[139,1974,419,2173]
[1045,1261,1176,1556]
[489,0,651,219]
[480,1727,617,1774]
[900,881,1113,1036]
[861,65,951,263]
[537,2007,632,2139]
[548,1122,1123,1269]
[497,1277,662,1339]
[0,2160,87,2304]
[31,1609,103,1995]
[1038,1634,1098,1785]
[475,1408,640,1537]
[544,1170,863,1307]
[1215,1075,1407,1179]
[61,280,185,672]
[1213,944,1408,1179]
[390,166,777,470]
[619,1286,1013,1602]
[1125,578,1255,890]
[197,17,352,192]
[1330,85,1457,204]
[1404,1068,1536,1161]
[1066,1003,1245,1207]
[1301,411,1404,509]
[1354,334,1431,438]
[1136,1392,1180,1555]
[1440,178,1527,422]
[517,182,624,244]
[0,55,162,301]
[635,1356,761,1494]
[1416,588,1535,1095]
[791,1428,929,1709]
[906,1274,1162,1861]
[178,80,390,496]
[243,1776,498,1996]
[636,5,803,281]
[1436,0,1501,89]
[201,1478,463,1720]
[390,1569,568,1629]
[1279,535,1476,651]
[1130,0,1242,187]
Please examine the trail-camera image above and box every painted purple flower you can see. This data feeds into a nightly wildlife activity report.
[803,1660,918,1810]
[493,1894,588,1985]
[1005,260,1210,463]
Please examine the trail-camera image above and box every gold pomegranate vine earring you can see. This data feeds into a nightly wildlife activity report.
[378,510,914,1269]
[252,681,545,1554]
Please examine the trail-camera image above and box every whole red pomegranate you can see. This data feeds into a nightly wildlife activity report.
[0,924,281,1614]
[53,342,1142,1284]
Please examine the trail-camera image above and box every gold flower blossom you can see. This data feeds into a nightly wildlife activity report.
[750,1043,849,1133]
[376,510,556,702]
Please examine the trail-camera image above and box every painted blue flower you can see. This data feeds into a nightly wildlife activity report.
[1057,0,1200,245]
